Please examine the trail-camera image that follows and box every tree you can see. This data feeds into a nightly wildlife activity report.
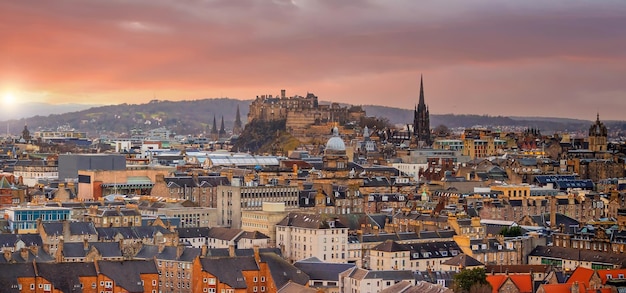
[433,124,451,137]
[452,268,491,293]
[499,226,523,237]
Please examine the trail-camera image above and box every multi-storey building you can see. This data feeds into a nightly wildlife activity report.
[13,159,58,186]
[5,206,71,233]
[138,203,216,228]
[276,212,349,263]
[241,202,290,247]
[216,184,299,228]
[368,240,461,271]
[85,205,142,228]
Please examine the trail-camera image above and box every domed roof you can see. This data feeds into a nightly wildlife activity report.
[326,127,346,152]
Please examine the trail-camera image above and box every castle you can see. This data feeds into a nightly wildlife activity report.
[247,89,366,132]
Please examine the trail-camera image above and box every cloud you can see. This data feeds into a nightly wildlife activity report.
[0,0,625,119]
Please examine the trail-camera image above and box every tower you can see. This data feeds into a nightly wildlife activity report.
[219,116,226,137]
[413,75,431,146]
[211,115,218,140]
[233,105,243,135]
[588,113,608,152]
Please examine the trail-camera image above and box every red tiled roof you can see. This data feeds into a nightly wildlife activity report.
[567,267,594,286]
[509,275,532,293]
[597,268,626,284]
[539,284,573,293]
[486,275,507,293]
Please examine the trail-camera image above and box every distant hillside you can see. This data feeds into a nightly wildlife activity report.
[4,99,624,137]
[361,105,626,133]
[7,99,251,137]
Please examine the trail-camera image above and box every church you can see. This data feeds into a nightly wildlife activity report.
[413,75,432,147]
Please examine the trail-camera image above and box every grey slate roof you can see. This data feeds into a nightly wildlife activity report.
[530,245,626,267]
[63,242,122,258]
[0,248,55,263]
[200,256,259,289]
[0,233,43,248]
[441,253,483,267]
[134,245,201,262]
[98,260,158,293]
[363,270,415,281]
[236,231,270,241]
[177,227,211,238]
[294,259,355,282]
[372,240,411,252]
[96,227,139,240]
[207,227,243,241]
[0,263,36,292]
[37,262,97,293]
[277,213,347,229]
[260,252,310,288]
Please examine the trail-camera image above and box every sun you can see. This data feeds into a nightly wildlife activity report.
[3,92,15,105]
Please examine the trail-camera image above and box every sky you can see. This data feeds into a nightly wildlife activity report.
[1,0,625,120]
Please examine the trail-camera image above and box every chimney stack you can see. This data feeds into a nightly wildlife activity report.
[550,195,557,230]
[229,245,236,257]
[253,245,260,263]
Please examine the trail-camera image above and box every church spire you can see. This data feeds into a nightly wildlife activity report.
[219,116,226,136]
[418,74,425,107]
[211,115,218,134]
[233,105,243,134]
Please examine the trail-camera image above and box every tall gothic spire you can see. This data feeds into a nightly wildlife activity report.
[211,115,218,134]
[219,116,226,135]
[418,74,425,107]
[233,105,243,134]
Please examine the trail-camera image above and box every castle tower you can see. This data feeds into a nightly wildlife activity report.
[588,113,608,152]
[413,75,431,146]
[233,105,243,135]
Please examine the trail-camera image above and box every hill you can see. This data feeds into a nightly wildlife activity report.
[7,99,251,137]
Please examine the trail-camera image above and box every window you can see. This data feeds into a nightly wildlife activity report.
[92,283,96,289]
[152,280,157,286]
[253,277,258,282]
[30,284,35,290]
[261,277,265,282]
[208,278,216,285]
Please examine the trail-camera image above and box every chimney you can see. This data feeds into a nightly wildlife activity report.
[253,245,260,263]
[177,244,185,259]
[357,229,363,243]
[83,238,89,251]
[29,245,39,257]
[158,243,165,253]
[19,248,29,261]
[3,249,11,262]
[201,245,207,258]
[63,220,70,239]
[228,245,236,257]
[570,281,579,293]
[373,226,379,236]
[550,195,557,230]
[281,89,286,98]
[56,237,64,263]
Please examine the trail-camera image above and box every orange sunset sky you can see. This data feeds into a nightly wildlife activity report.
[1,1,625,120]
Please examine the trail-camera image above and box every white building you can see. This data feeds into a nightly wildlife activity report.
[276,212,349,263]
[216,184,299,228]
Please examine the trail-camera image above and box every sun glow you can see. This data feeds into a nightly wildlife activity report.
[3,92,16,105]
